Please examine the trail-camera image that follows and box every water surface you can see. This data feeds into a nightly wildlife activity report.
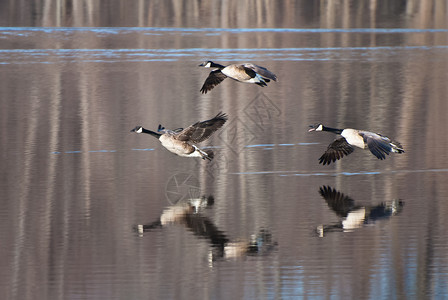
[1,8,448,300]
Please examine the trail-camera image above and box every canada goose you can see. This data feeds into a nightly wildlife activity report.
[308,123,404,165]
[316,186,404,237]
[134,196,276,261]
[135,195,216,232]
[199,61,277,94]
[131,112,227,160]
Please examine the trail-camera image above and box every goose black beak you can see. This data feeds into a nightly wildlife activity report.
[308,126,316,132]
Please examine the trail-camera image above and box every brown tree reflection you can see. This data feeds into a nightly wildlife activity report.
[1,1,446,29]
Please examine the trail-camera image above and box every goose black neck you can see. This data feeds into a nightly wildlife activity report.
[142,128,161,138]
[211,62,226,69]
[322,126,343,134]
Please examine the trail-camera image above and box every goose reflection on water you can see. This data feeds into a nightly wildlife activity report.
[134,196,276,261]
[316,186,404,237]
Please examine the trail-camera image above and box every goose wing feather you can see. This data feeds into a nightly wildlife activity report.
[359,132,393,160]
[172,128,184,133]
[319,186,355,218]
[157,124,183,135]
[243,63,277,81]
[176,112,228,143]
[318,137,354,165]
[200,70,227,94]
[157,125,169,134]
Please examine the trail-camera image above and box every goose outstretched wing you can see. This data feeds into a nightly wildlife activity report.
[176,112,228,143]
[359,132,394,160]
[318,137,354,165]
[200,70,228,94]
[243,63,277,81]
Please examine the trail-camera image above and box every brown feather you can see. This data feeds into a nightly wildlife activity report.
[200,70,227,94]
[176,112,228,144]
[319,138,354,165]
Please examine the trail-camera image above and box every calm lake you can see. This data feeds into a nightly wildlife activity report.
[1,2,448,299]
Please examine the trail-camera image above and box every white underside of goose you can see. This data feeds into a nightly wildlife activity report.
[342,207,366,231]
[341,129,366,149]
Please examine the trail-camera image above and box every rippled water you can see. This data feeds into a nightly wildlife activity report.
[1,22,448,300]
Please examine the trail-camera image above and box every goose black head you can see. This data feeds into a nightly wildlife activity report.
[130,126,143,133]
[199,61,214,68]
[308,123,323,132]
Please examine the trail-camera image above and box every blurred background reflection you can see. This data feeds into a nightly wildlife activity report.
[0,1,447,299]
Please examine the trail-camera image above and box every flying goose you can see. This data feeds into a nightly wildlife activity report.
[131,112,228,160]
[316,186,404,237]
[308,123,404,165]
[199,61,277,94]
